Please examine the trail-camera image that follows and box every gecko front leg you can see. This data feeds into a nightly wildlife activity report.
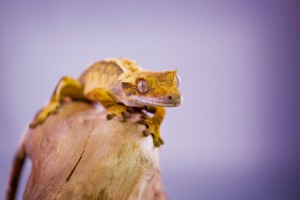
[139,106,165,147]
[89,88,130,122]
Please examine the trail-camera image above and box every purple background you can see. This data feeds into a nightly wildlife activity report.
[1,1,300,199]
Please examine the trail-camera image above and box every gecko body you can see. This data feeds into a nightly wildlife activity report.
[30,58,182,147]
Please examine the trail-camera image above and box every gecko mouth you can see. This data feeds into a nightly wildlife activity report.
[130,95,182,107]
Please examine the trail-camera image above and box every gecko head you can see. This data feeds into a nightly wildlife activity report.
[120,70,183,107]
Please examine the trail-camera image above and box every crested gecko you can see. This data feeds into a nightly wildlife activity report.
[29,58,182,147]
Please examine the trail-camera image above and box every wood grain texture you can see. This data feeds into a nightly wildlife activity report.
[22,102,168,200]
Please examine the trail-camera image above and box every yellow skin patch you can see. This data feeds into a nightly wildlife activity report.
[30,58,182,147]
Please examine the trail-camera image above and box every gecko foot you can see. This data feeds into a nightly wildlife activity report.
[106,104,130,122]
[138,115,164,147]
[29,101,60,128]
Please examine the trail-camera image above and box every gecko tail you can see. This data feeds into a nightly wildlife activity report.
[5,138,27,200]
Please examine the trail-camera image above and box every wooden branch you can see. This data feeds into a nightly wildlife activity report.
[19,102,167,199]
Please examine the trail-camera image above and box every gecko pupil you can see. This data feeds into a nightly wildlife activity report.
[137,79,150,94]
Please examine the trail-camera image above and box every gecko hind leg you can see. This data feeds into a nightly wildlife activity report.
[29,76,84,128]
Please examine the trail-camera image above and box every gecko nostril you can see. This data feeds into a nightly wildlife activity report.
[168,96,172,101]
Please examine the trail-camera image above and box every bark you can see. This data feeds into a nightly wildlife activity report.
[22,101,168,200]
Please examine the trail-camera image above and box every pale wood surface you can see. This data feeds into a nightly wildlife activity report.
[22,102,168,200]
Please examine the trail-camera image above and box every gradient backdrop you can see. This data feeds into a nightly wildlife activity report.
[1,1,299,199]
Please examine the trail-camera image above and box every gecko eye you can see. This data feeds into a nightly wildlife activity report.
[174,75,181,87]
[137,79,150,94]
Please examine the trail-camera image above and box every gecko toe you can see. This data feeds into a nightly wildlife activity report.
[140,115,147,120]
[138,119,146,124]
[143,129,151,136]
[119,112,127,122]
[29,123,36,129]
[159,137,164,145]
[138,120,149,128]
[152,135,161,147]
[106,113,115,120]
[126,107,136,113]
[50,109,58,114]
[152,134,164,147]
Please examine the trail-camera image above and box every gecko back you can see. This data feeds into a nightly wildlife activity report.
[79,59,140,101]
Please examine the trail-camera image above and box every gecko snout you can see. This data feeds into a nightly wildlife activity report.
[167,94,182,107]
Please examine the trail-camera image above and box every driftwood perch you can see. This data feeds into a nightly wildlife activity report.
[6,102,168,200]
